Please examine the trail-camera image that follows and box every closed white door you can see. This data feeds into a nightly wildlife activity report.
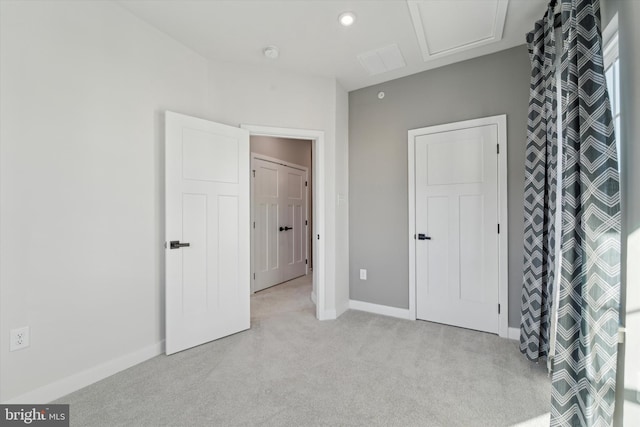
[165,111,250,355]
[283,166,307,280]
[414,123,499,333]
[253,159,281,290]
[253,157,307,292]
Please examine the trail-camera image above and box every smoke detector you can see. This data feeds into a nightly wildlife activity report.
[263,46,279,59]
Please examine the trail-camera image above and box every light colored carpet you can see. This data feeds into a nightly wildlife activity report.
[56,275,551,426]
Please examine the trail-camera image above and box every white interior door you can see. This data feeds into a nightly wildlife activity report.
[252,156,307,292]
[165,111,250,355]
[283,166,307,280]
[414,123,499,333]
[253,158,283,291]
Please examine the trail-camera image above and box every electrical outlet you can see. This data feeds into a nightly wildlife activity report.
[359,269,367,280]
[10,326,30,351]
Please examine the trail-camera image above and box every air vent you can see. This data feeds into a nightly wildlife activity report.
[357,44,406,76]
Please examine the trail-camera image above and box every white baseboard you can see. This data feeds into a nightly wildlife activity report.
[349,300,413,320]
[310,291,338,320]
[3,341,164,404]
[319,309,337,320]
[508,327,520,341]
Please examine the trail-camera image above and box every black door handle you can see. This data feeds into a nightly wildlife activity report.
[417,234,431,240]
[169,240,191,249]
[279,226,293,232]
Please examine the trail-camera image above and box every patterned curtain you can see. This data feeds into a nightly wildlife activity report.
[551,0,621,425]
[519,4,558,362]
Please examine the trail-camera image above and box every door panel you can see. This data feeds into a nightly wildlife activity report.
[459,195,484,303]
[415,124,498,334]
[218,195,239,306]
[165,111,250,355]
[182,128,238,183]
[182,193,208,315]
[284,168,307,279]
[254,160,282,290]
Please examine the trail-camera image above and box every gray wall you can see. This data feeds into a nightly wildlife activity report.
[349,45,530,327]
[250,136,312,171]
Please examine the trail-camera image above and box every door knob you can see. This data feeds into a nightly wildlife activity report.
[417,234,431,240]
[169,240,191,249]
[279,226,293,232]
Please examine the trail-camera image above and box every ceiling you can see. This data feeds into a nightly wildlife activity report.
[118,0,548,92]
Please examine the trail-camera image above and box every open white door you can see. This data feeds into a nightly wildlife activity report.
[165,111,250,355]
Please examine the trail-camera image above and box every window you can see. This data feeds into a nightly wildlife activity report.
[603,16,620,166]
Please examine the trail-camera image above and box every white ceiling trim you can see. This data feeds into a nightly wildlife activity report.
[407,0,510,62]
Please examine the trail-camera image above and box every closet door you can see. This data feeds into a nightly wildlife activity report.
[253,157,307,292]
[282,166,307,280]
[414,123,499,334]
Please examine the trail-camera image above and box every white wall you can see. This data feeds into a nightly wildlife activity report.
[0,0,348,403]
[0,0,209,402]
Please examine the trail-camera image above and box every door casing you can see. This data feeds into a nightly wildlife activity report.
[241,125,329,321]
[407,114,509,338]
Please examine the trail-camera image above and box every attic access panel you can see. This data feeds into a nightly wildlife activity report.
[407,0,509,61]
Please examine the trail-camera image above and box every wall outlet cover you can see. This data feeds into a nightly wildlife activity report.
[10,326,30,351]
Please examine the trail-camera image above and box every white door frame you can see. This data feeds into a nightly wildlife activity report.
[241,124,327,321]
[407,114,509,338]
[250,153,309,292]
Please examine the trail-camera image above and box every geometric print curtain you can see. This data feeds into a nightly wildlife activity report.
[520,2,559,363]
[550,0,621,425]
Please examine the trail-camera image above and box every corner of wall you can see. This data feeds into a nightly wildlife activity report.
[334,79,350,317]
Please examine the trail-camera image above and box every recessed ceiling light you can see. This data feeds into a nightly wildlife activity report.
[263,46,279,59]
[338,12,356,27]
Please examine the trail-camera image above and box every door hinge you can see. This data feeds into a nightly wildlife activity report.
[305,181,308,187]
[253,273,256,280]
[305,259,308,265]
[317,234,320,240]
[253,221,256,229]
[498,303,501,314]
[305,220,308,226]
[498,224,500,234]
[252,170,255,177]
[497,144,500,154]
